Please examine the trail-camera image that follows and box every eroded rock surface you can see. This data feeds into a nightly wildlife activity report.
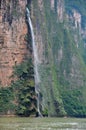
[0,0,28,86]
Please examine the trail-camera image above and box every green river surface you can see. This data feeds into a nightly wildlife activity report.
[0,117,86,130]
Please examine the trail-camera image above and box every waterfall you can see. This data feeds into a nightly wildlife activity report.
[26,8,42,117]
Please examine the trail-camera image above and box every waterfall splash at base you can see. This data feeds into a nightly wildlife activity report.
[26,7,42,117]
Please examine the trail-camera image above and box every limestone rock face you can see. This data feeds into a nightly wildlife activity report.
[57,0,64,22]
[0,0,28,86]
[50,0,54,10]
[31,0,86,117]
[73,9,81,29]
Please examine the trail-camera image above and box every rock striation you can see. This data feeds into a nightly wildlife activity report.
[0,0,28,86]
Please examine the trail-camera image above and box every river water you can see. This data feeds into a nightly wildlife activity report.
[0,117,86,130]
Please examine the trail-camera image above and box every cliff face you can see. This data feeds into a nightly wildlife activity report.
[31,0,86,117]
[0,0,37,116]
[0,0,86,117]
[0,0,28,86]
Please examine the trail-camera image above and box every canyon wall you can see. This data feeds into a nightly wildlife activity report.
[31,0,86,117]
[0,0,28,86]
[0,0,86,117]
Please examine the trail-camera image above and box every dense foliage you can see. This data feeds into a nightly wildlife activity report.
[12,59,37,116]
[0,58,37,116]
[0,87,15,114]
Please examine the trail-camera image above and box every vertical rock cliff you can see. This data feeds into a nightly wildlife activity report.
[0,0,28,86]
[0,0,37,116]
[31,0,66,116]
[0,0,86,117]
[31,0,86,117]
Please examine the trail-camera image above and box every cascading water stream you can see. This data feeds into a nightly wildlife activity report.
[26,8,42,117]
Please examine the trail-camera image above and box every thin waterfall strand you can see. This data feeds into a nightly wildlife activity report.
[26,8,42,117]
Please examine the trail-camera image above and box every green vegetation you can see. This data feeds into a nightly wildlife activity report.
[0,58,37,116]
[61,89,86,117]
[0,87,15,114]
[0,0,86,117]
[32,0,66,116]
[32,0,86,117]
[12,59,37,116]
